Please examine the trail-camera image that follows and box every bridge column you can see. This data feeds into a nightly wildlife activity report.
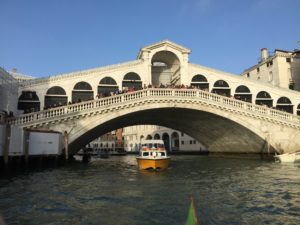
[63,131,69,160]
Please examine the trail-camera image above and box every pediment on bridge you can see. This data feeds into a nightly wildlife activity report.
[137,40,191,59]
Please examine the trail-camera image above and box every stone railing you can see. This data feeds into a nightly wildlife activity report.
[6,88,300,128]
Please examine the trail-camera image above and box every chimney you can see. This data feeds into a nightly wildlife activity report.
[261,48,268,61]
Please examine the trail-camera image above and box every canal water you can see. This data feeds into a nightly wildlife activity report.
[0,155,299,225]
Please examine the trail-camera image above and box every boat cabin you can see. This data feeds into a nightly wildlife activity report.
[141,140,165,151]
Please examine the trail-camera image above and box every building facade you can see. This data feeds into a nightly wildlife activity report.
[241,48,300,91]
[122,125,206,152]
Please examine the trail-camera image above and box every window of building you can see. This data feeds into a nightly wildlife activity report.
[190,140,193,144]
[257,67,260,72]
[247,73,250,78]
[181,141,184,145]
[193,140,196,144]
[286,58,291,63]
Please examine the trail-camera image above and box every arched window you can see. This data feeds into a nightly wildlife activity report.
[234,85,252,103]
[100,77,117,85]
[98,77,119,97]
[122,72,142,90]
[72,81,93,103]
[44,86,67,109]
[124,72,141,81]
[18,91,40,113]
[154,133,160,140]
[46,86,66,95]
[146,134,152,140]
[190,74,209,90]
[276,97,293,113]
[255,91,272,107]
[211,80,231,97]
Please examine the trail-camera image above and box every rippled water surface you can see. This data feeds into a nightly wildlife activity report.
[0,155,300,225]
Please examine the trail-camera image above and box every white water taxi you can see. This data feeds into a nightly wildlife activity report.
[274,151,300,163]
[136,140,170,170]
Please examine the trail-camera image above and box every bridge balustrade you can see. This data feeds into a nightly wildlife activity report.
[5,88,300,127]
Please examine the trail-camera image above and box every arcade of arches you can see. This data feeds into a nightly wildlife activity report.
[18,74,300,115]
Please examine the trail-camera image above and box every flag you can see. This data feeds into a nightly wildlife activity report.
[186,197,199,225]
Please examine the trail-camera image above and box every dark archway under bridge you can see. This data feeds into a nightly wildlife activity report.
[68,107,267,155]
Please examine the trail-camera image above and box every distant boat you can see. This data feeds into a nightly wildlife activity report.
[274,151,300,163]
[97,149,110,159]
[136,140,170,170]
[186,197,199,225]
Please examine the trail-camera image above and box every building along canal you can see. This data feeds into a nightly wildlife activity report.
[0,155,299,225]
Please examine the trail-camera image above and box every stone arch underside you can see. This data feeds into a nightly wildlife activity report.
[66,107,270,155]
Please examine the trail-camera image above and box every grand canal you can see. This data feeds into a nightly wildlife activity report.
[0,155,299,225]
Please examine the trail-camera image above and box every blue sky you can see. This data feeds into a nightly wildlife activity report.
[0,0,299,77]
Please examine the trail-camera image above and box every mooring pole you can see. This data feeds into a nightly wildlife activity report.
[64,131,69,160]
[3,124,11,166]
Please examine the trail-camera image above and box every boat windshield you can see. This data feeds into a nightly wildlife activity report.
[142,143,164,149]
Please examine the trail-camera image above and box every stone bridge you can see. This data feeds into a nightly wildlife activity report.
[7,88,300,155]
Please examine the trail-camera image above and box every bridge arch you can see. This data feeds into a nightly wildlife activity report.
[44,86,67,109]
[190,74,209,90]
[255,91,273,107]
[122,72,142,90]
[212,80,231,97]
[154,133,160,140]
[72,81,93,103]
[151,51,181,87]
[18,91,40,113]
[146,134,152,140]
[276,97,293,113]
[12,88,300,154]
[97,76,119,98]
[234,85,252,103]
[64,101,275,155]
[98,77,119,97]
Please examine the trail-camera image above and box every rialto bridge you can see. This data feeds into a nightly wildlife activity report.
[6,40,300,155]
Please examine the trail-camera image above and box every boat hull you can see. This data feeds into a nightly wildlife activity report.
[136,157,170,170]
[274,152,300,163]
